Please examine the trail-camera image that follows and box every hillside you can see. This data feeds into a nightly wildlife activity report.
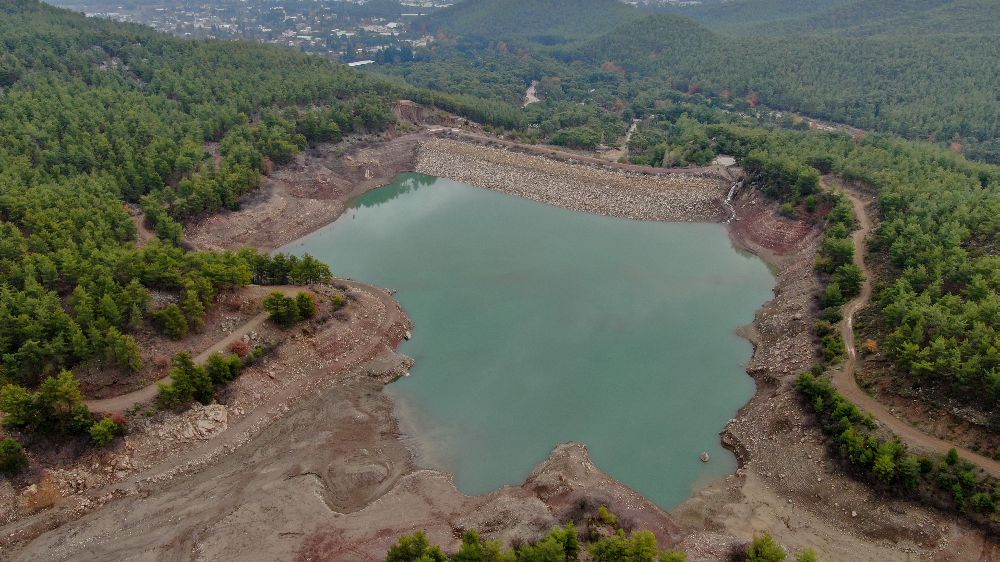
[753,0,1000,36]
[653,0,856,29]
[0,0,400,398]
[556,12,1000,148]
[418,0,643,44]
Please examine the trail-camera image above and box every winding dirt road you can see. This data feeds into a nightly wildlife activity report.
[834,190,1000,476]
[86,286,303,414]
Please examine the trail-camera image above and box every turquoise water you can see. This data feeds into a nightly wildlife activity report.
[285,173,774,508]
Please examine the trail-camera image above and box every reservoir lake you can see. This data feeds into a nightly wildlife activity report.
[285,173,774,508]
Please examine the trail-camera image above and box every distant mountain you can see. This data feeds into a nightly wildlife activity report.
[419,0,645,44]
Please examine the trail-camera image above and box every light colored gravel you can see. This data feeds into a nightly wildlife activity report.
[415,138,728,222]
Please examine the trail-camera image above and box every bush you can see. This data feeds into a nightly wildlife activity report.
[386,531,446,562]
[263,292,300,326]
[795,549,818,562]
[205,352,242,384]
[295,292,317,319]
[832,264,864,298]
[779,202,798,218]
[598,505,618,526]
[746,532,786,562]
[0,371,94,436]
[0,438,28,476]
[229,339,251,358]
[154,304,189,340]
[819,283,844,308]
[157,353,213,408]
[89,416,125,446]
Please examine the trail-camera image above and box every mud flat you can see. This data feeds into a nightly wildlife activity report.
[415,137,729,222]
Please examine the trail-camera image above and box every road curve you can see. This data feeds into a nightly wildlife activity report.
[86,286,303,414]
[833,190,1000,476]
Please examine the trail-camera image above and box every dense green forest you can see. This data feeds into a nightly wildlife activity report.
[392,0,1000,161]
[416,0,642,45]
[0,0,395,401]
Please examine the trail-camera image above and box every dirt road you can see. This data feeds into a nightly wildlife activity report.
[443,129,728,178]
[87,286,311,414]
[834,190,1000,476]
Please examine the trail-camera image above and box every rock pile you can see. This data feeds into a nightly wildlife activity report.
[415,139,729,223]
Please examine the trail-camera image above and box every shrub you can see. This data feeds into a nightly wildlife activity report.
[295,292,317,319]
[832,264,864,298]
[819,283,844,308]
[779,202,798,218]
[206,352,242,384]
[746,532,786,562]
[795,548,818,562]
[820,335,846,363]
[945,448,959,465]
[819,307,842,324]
[386,531,446,562]
[89,416,124,446]
[0,438,28,476]
[1,371,94,436]
[154,304,189,340]
[157,352,213,409]
[263,292,300,326]
[598,504,618,526]
[229,339,251,358]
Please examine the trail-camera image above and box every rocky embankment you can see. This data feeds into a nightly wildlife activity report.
[416,138,729,222]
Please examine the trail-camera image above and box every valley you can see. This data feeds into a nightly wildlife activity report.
[0,0,998,560]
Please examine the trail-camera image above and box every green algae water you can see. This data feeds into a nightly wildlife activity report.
[286,173,774,508]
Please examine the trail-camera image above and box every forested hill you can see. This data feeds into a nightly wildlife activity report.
[650,0,856,29]
[742,0,1000,37]
[564,12,1000,156]
[416,0,643,44]
[410,0,999,154]
[0,0,400,393]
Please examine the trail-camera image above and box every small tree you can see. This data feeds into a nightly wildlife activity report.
[386,531,446,562]
[206,352,242,384]
[833,264,864,298]
[819,283,844,308]
[295,292,317,319]
[945,448,960,465]
[0,438,28,476]
[598,505,618,526]
[746,532,786,562]
[263,292,300,327]
[155,304,189,340]
[157,352,214,408]
[89,416,124,446]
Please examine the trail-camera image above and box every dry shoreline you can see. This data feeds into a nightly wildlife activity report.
[415,137,732,223]
[3,130,996,560]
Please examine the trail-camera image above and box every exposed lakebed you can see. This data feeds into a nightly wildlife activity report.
[286,173,774,508]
